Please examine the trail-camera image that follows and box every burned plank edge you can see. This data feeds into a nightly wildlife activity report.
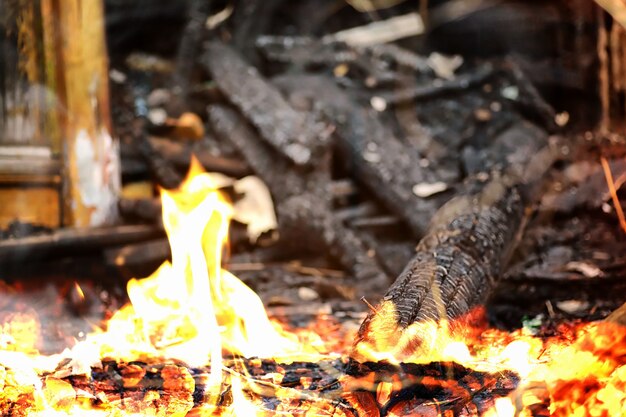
[0,225,164,263]
[202,41,328,167]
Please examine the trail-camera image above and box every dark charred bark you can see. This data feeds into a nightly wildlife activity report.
[202,41,329,167]
[172,0,211,99]
[344,360,519,417]
[272,73,450,239]
[352,131,556,358]
[30,358,353,416]
[10,358,519,417]
[208,104,390,295]
[377,175,524,326]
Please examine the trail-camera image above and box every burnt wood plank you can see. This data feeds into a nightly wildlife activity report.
[208,104,390,295]
[0,225,163,263]
[202,41,328,167]
[273,74,450,239]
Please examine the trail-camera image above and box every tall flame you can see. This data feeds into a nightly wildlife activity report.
[95,157,301,378]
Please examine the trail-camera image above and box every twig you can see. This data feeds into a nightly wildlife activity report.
[351,215,399,228]
[600,156,626,233]
[323,12,425,47]
[503,58,559,132]
[149,136,252,178]
[226,262,267,272]
[371,63,494,106]
[360,296,378,313]
[285,263,346,279]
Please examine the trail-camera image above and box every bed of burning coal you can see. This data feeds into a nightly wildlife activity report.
[1,274,624,416]
[0,277,518,416]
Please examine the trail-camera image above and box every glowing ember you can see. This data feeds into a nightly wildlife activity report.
[0,159,624,416]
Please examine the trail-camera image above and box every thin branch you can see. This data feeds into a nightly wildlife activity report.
[600,156,626,233]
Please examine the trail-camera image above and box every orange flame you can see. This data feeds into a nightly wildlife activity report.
[349,302,626,417]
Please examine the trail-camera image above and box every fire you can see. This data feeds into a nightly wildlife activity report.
[96,157,301,369]
[0,157,624,416]
[349,303,626,416]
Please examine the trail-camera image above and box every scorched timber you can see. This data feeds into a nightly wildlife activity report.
[353,141,556,357]
[208,104,390,295]
[344,361,519,417]
[272,73,449,239]
[202,41,328,167]
[0,358,522,417]
[0,359,355,417]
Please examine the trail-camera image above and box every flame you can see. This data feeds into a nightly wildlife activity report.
[349,302,626,417]
[93,157,309,370]
[0,157,625,416]
[72,283,85,302]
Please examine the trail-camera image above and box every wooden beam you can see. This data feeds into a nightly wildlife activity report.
[0,225,163,263]
[39,0,120,227]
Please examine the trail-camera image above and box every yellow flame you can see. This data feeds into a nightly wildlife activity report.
[100,157,304,369]
[73,283,85,302]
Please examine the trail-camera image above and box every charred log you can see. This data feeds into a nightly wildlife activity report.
[353,174,526,357]
[1,356,519,417]
[344,360,519,417]
[0,225,163,265]
[352,130,556,360]
[6,358,354,416]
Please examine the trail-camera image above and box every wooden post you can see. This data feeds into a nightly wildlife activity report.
[42,0,119,226]
[0,0,119,228]
[595,0,626,132]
